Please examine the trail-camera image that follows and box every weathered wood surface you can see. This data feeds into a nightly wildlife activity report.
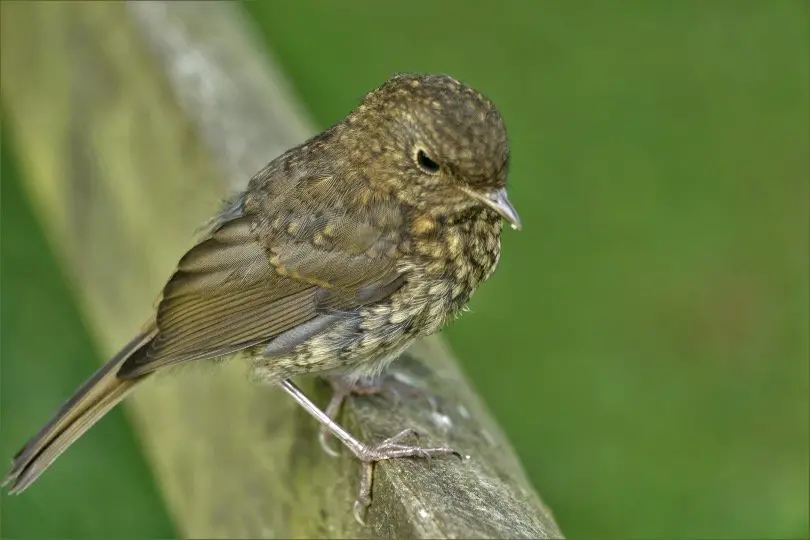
[0,2,562,538]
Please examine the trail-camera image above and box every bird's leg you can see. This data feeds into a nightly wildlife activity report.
[318,373,440,456]
[318,375,388,457]
[279,379,461,525]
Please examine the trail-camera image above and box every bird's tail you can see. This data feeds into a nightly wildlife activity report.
[2,330,154,494]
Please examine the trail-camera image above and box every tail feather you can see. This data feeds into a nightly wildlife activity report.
[3,330,154,493]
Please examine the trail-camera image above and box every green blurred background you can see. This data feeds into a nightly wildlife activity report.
[1,1,808,538]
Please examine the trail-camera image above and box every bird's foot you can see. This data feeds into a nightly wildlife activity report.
[350,428,462,524]
[318,373,438,457]
[278,379,462,525]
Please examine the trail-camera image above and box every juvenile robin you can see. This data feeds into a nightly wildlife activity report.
[3,73,520,521]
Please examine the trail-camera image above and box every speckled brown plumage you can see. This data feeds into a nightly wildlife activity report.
[3,73,520,514]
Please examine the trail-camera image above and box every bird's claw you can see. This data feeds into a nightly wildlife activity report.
[354,428,458,462]
[313,376,459,525]
[353,461,374,525]
[318,428,342,458]
[350,428,461,523]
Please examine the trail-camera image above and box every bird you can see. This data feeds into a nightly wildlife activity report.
[3,72,520,522]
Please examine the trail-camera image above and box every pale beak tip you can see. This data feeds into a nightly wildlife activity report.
[490,188,521,232]
[461,186,522,231]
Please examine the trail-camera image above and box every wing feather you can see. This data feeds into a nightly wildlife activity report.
[118,175,407,379]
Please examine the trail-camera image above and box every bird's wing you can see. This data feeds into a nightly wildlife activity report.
[117,179,406,379]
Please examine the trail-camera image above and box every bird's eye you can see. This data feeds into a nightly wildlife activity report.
[415,149,440,174]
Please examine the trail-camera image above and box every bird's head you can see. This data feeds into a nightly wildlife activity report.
[340,73,520,230]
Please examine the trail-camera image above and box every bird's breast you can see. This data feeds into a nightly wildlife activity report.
[398,210,503,322]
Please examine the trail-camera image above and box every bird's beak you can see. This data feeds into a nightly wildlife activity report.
[461,186,522,230]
